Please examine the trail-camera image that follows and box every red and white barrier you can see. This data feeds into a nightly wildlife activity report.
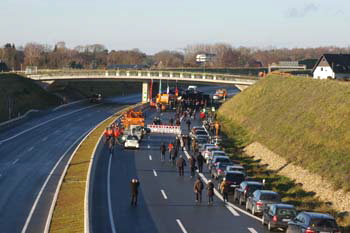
[147,124,181,134]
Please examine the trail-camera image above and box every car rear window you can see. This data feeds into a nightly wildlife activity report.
[260,194,281,201]
[195,131,207,135]
[216,158,230,163]
[247,184,263,193]
[310,218,337,228]
[277,208,297,217]
[226,173,245,182]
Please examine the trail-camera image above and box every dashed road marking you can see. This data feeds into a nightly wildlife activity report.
[153,169,157,177]
[248,228,258,233]
[147,145,150,149]
[160,189,168,199]
[227,205,240,216]
[27,146,34,152]
[149,155,152,160]
[42,137,48,142]
[176,219,188,233]
[12,159,19,165]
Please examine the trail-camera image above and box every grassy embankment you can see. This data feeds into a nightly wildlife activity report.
[0,73,61,123]
[49,104,139,233]
[218,75,350,229]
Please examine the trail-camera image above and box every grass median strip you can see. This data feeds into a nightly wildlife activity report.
[49,104,139,233]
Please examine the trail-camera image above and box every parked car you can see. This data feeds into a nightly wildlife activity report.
[207,150,227,164]
[262,203,297,231]
[191,126,206,133]
[211,162,234,180]
[226,165,245,174]
[234,181,264,205]
[208,154,230,170]
[286,212,340,233]
[199,143,216,153]
[124,135,140,149]
[218,171,246,193]
[202,145,220,160]
[246,190,281,215]
[191,130,208,140]
[195,136,209,146]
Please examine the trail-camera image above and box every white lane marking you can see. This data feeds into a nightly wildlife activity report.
[27,146,34,152]
[176,219,188,233]
[147,145,150,149]
[0,104,101,144]
[21,131,91,233]
[107,153,117,233]
[54,130,60,134]
[42,137,48,142]
[248,228,258,233]
[153,169,158,177]
[227,205,240,216]
[12,159,19,165]
[149,155,152,160]
[160,189,168,199]
[76,118,82,122]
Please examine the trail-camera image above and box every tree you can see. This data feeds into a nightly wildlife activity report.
[154,50,184,68]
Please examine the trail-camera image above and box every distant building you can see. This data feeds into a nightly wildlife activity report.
[268,61,306,73]
[312,54,350,80]
[106,64,150,70]
[299,59,318,70]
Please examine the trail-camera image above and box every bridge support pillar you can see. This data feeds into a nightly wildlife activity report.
[142,81,149,103]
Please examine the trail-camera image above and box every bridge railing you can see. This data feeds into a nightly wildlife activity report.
[29,69,259,84]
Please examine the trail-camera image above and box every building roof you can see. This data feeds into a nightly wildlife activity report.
[313,54,350,73]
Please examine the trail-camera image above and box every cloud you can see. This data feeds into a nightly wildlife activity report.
[286,3,319,18]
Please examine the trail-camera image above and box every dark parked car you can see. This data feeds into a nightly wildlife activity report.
[218,171,246,193]
[211,162,233,180]
[246,190,281,215]
[286,212,340,233]
[233,181,264,205]
[262,204,297,231]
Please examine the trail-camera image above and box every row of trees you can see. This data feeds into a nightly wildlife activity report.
[1,42,350,70]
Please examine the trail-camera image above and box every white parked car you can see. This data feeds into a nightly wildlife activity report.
[124,135,140,149]
[202,146,221,160]
[226,165,245,174]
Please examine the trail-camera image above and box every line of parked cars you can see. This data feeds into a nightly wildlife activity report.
[195,124,341,233]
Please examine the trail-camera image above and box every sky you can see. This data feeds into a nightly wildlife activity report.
[1,0,349,54]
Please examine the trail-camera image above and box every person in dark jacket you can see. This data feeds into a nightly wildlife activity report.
[196,153,205,173]
[176,155,186,176]
[207,180,214,205]
[186,118,191,131]
[172,149,178,165]
[189,155,196,177]
[130,178,140,206]
[160,143,166,161]
[220,178,230,202]
[193,176,204,203]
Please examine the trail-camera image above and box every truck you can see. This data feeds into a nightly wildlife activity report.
[120,109,147,141]
[212,89,227,100]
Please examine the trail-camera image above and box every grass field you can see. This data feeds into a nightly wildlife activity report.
[0,73,61,123]
[218,75,350,191]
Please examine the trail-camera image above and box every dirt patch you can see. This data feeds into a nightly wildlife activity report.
[244,142,350,212]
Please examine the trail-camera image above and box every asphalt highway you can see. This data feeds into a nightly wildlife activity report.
[0,94,140,233]
[90,88,269,233]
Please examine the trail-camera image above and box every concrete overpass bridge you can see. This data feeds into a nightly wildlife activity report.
[27,70,259,102]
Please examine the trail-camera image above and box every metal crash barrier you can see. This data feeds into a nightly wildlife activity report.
[147,124,181,134]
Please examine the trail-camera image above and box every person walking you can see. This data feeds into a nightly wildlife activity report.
[196,153,205,173]
[172,148,178,166]
[220,178,230,202]
[193,176,204,203]
[169,118,174,126]
[187,136,192,151]
[207,180,215,205]
[186,118,191,132]
[189,155,196,177]
[176,155,186,176]
[130,178,140,206]
[168,142,174,161]
[160,143,166,161]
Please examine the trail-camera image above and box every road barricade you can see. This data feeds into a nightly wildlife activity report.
[147,124,181,134]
